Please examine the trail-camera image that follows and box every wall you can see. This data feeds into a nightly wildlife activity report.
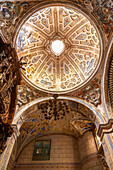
[78,131,104,170]
[7,133,104,170]
[6,140,17,170]
[14,134,81,170]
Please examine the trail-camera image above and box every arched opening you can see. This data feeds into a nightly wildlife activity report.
[6,99,108,170]
[0,1,112,170]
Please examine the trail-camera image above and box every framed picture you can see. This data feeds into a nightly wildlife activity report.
[32,140,51,161]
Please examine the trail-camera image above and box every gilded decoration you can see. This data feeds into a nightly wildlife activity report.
[0,39,24,124]
[0,37,22,154]
[63,78,101,107]
[0,1,113,170]
[16,5,101,93]
[16,79,101,111]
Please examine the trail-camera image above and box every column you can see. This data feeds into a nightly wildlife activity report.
[78,131,103,170]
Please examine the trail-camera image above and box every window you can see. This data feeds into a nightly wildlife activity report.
[32,140,51,161]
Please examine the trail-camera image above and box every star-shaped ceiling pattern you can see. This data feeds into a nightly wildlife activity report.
[16,6,101,93]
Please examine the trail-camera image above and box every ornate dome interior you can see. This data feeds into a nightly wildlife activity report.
[16,5,101,93]
[0,0,113,170]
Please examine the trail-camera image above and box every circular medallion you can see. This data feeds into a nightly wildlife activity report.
[16,5,102,93]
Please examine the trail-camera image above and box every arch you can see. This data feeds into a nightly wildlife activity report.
[13,96,105,128]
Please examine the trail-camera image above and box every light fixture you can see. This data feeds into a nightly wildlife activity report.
[39,94,69,121]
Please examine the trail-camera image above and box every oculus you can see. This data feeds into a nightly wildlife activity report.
[16,5,101,93]
[51,40,65,55]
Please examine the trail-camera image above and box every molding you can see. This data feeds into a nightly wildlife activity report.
[97,119,113,140]
[102,36,113,120]
[10,153,101,169]
[81,153,100,165]
[108,49,113,109]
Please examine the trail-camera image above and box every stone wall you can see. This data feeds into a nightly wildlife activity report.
[7,133,104,170]
[14,134,81,170]
[78,131,104,170]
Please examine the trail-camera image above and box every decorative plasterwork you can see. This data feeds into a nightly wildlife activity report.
[77,0,113,37]
[16,78,101,113]
[76,78,101,106]
[61,78,101,107]
[0,0,112,43]
[0,1,35,42]
[16,5,101,93]
[16,85,47,111]
[20,100,95,138]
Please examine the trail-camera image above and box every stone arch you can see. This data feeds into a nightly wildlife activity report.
[13,96,105,128]
[10,96,106,170]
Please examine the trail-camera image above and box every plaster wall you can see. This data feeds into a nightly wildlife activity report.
[7,133,104,170]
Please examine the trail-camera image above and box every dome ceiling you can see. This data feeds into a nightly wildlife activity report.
[16,5,101,93]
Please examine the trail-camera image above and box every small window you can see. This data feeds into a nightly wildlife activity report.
[32,140,51,161]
